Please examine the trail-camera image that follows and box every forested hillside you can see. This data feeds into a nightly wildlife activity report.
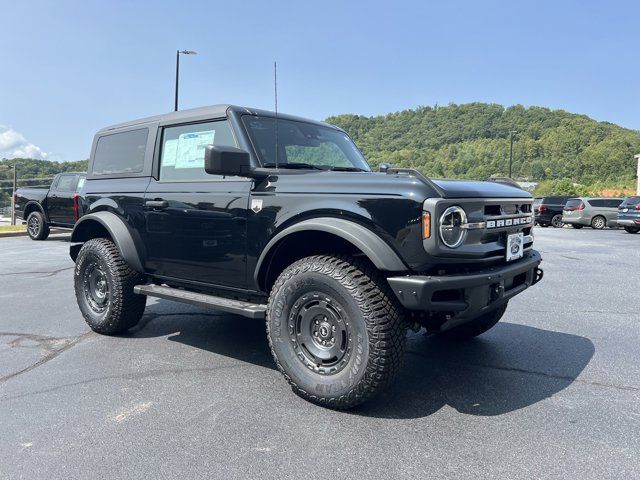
[0,158,88,207]
[2,103,639,207]
[327,103,640,193]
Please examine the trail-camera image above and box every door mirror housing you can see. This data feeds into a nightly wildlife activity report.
[204,145,252,177]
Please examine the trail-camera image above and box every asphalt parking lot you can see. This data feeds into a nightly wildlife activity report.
[1,228,639,479]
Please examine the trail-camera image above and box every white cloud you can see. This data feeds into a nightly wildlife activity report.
[0,126,49,160]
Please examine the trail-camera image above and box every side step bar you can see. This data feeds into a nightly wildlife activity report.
[133,284,267,319]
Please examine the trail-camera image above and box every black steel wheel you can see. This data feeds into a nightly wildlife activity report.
[267,255,407,409]
[551,214,564,228]
[74,238,146,335]
[571,224,583,229]
[26,211,49,240]
[289,293,353,375]
[624,226,640,234]
[591,216,606,230]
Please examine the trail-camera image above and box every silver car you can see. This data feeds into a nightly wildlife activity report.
[562,197,624,229]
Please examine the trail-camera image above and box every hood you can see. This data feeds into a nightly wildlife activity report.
[270,171,530,200]
[433,179,531,199]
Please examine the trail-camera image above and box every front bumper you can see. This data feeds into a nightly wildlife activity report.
[387,250,542,327]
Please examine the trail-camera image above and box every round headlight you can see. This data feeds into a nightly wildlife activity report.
[439,206,467,248]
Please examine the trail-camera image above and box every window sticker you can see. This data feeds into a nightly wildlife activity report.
[174,130,215,169]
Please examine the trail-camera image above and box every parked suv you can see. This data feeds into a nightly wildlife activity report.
[70,105,543,409]
[616,196,640,233]
[534,196,572,228]
[562,197,624,229]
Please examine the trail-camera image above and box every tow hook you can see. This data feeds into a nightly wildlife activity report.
[533,267,544,285]
[490,283,504,302]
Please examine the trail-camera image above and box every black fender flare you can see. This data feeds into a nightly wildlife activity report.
[254,217,407,286]
[24,201,47,221]
[69,211,144,272]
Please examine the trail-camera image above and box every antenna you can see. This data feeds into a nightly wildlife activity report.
[274,61,279,170]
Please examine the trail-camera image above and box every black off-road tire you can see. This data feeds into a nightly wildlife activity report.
[439,303,508,341]
[624,226,640,234]
[267,255,407,409]
[591,216,606,230]
[571,224,583,229]
[74,238,146,335]
[26,211,50,240]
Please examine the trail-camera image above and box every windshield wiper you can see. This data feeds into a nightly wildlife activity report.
[262,162,325,170]
[326,166,368,172]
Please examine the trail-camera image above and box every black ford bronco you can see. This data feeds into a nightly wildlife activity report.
[70,105,543,409]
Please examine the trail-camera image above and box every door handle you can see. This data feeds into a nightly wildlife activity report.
[145,200,169,209]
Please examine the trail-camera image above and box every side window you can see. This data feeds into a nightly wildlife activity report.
[606,199,622,208]
[93,128,148,175]
[160,120,237,181]
[590,199,605,207]
[56,175,76,191]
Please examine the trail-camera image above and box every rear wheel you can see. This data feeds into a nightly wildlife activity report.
[267,255,407,409]
[26,211,50,240]
[539,223,549,228]
[591,216,606,229]
[74,238,146,335]
[624,226,640,234]
[571,224,583,229]
[551,214,564,228]
[439,304,508,341]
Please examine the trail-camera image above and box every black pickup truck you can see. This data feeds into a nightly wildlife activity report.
[15,172,86,240]
[70,105,543,409]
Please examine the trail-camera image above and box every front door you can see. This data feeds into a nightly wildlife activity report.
[143,119,251,289]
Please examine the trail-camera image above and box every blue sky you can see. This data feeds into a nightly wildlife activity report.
[1,0,638,161]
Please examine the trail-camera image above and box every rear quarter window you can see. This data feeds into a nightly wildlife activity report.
[92,128,148,175]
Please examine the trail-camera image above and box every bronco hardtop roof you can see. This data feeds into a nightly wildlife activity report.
[98,104,340,133]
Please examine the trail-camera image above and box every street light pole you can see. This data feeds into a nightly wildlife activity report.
[11,163,16,226]
[509,130,517,179]
[174,49,197,111]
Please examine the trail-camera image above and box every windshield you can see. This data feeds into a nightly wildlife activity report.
[242,116,371,171]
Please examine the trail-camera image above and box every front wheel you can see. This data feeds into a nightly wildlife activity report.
[571,224,583,229]
[26,211,50,240]
[624,226,640,234]
[267,255,407,409]
[438,304,508,341]
[74,238,146,335]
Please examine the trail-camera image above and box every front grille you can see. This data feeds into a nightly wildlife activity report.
[484,202,531,216]
[422,197,535,263]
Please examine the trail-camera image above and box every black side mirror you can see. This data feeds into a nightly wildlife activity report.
[204,145,252,177]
